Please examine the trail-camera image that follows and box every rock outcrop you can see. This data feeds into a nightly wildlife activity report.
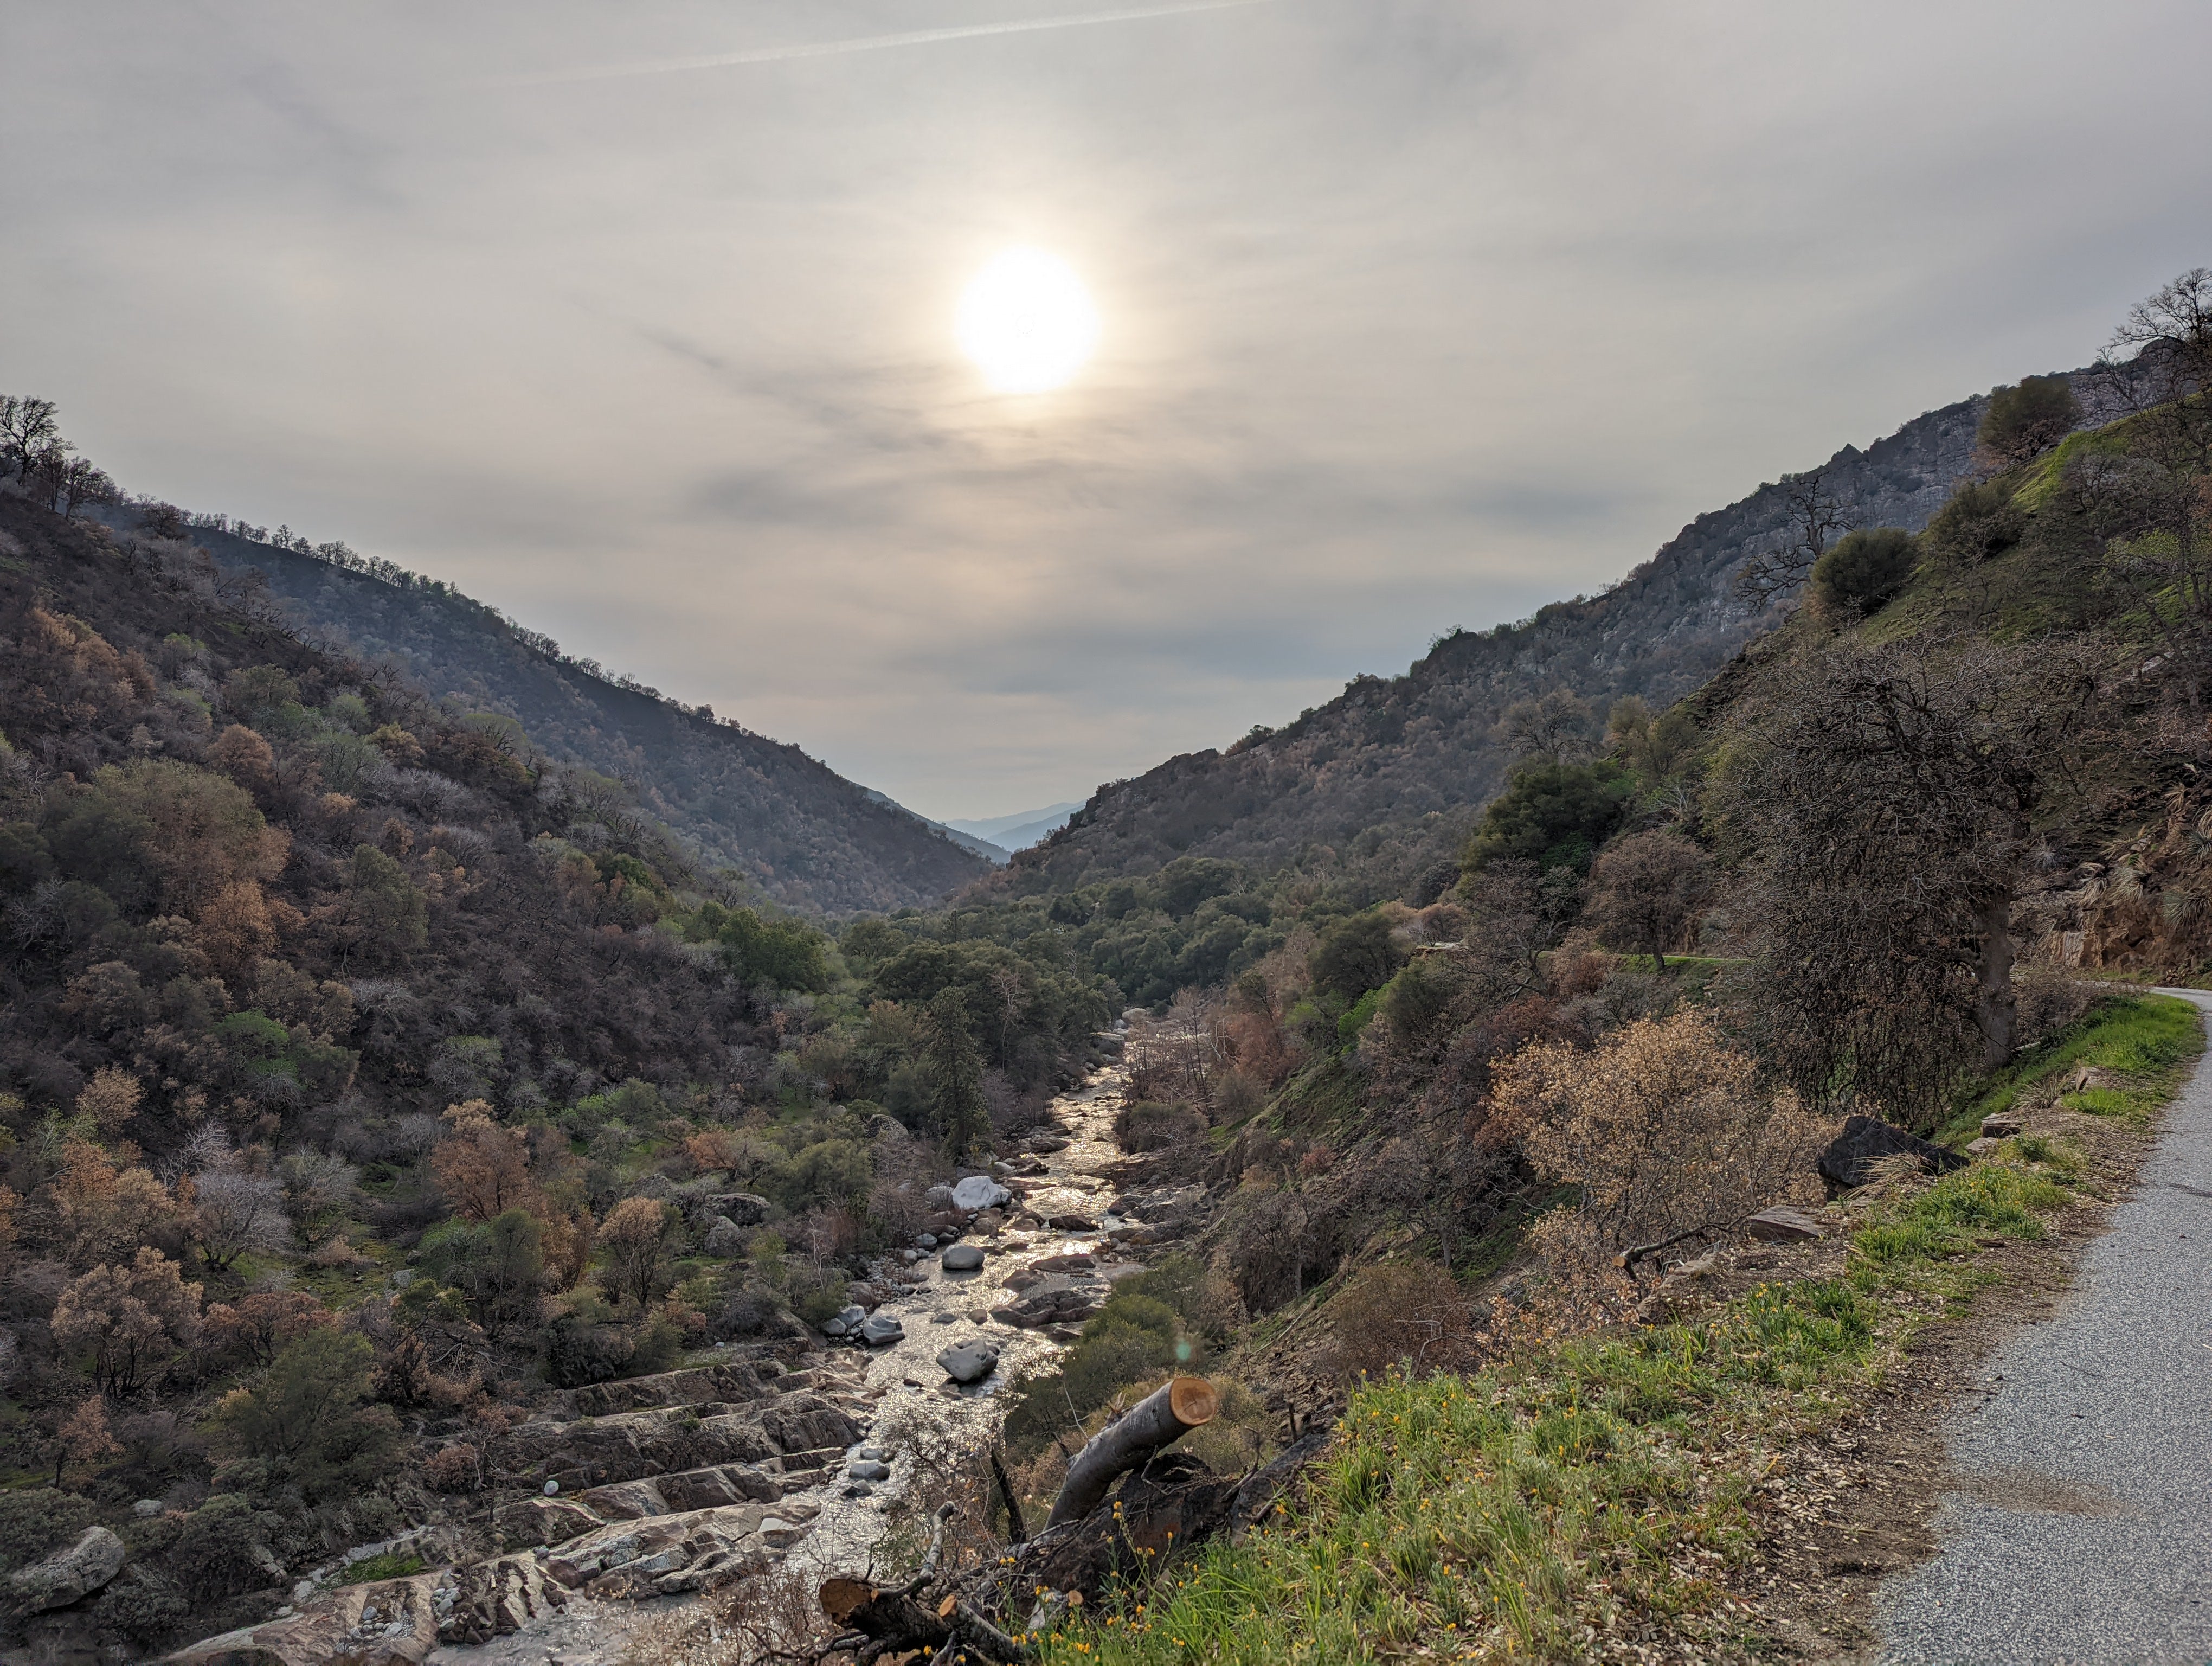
[9,1526,126,1612]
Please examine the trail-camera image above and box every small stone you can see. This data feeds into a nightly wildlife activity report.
[931,1312,959,1324]
[916,1234,937,1250]
[1980,1113,2026,1139]
[941,1244,986,1272]
[544,1479,561,1496]
[134,1498,164,1518]
[1967,1136,2000,1157]
[1047,1214,1099,1233]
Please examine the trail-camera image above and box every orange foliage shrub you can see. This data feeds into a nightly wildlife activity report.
[430,1101,540,1222]
[1493,1009,1830,1265]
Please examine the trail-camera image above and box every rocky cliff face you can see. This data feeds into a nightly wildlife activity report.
[1007,381,2031,899]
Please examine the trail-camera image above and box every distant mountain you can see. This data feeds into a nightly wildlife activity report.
[946,802,1082,854]
[1006,375,2102,904]
[117,515,992,913]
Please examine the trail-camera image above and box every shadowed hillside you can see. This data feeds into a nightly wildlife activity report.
[120,517,991,914]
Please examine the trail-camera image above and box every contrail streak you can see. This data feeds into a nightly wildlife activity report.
[488,0,1274,88]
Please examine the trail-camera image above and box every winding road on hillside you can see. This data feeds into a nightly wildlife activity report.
[1875,988,2212,1664]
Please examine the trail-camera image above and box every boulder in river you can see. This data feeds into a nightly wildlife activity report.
[951,1175,1012,1212]
[940,1244,986,1272]
[859,1313,905,1346]
[10,1526,124,1611]
[821,1304,867,1338]
[991,1276,1106,1329]
[938,1340,1000,1383]
[848,1460,892,1482]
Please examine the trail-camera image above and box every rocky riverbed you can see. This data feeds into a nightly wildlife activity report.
[167,1032,1213,1666]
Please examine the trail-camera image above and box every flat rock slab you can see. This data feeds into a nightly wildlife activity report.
[1742,1206,1826,1242]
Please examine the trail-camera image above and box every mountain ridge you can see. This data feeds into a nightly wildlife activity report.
[998,371,2106,902]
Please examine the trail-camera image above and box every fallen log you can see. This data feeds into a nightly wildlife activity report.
[1047,1376,1220,1529]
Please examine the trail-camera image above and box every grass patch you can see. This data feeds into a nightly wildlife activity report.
[1940,992,2202,1145]
[338,1550,424,1585]
[1031,1150,2081,1664]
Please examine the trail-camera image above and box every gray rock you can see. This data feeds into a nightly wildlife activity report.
[9,1526,126,1612]
[925,1184,957,1210]
[1818,1114,1968,1188]
[916,1234,937,1250]
[858,1446,888,1461]
[848,1460,892,1482]
[821,1304,867,1338]
[133,1498,164,1518]
[951,1175,1012,1212]
[940,1244,986,1272]
[702,1216,749,1257]
[859,1313,905,1346]
[938,1340,1001,1383]
[705,1192,774,1227]
[1981,1112,2027,1139]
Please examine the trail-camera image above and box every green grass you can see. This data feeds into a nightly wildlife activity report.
[1027,1155,2082,1664]
[1938,993,2202,1145]
[338,1550,424,1585]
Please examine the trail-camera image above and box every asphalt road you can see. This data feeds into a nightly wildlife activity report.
[1876,988,2212,1664]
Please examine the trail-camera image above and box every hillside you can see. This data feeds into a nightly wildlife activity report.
[115,514,990,914]
[1004,376,2098,901]
[0,482,1118,1659]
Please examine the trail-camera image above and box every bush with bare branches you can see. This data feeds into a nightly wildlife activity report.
[1494,1009,1831,1267]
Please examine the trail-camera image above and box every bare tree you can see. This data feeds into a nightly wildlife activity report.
[192,1171,294,1272]
[1733,463,1859,605]
[1725,637,2094,1123]
[1496,689,1594,763]
[0,394,63,482]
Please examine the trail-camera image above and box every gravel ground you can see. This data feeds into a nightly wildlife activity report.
[1875,989,2212,1664]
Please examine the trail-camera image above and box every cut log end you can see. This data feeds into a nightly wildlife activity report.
[1168,1375,1220,1427]
[818,1575,877,1624]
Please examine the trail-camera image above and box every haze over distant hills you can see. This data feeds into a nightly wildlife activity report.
[946,803,1084,856]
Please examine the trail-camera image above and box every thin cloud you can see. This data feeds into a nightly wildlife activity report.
[481,0,1277,88]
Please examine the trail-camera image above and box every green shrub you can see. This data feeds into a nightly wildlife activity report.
[1977,375,2080,467]
[1811,527,1918,614]
[0,1488,96,1575]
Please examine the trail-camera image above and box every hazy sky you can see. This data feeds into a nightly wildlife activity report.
[7,3,2210,820]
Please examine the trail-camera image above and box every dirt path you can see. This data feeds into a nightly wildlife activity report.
[1870,988,2212,1663]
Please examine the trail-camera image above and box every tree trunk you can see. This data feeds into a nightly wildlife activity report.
[1046,1377,1219,1529]
[1976,885,2016,1070]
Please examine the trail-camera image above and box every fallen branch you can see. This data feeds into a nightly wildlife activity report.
[989,1444,1028,1545]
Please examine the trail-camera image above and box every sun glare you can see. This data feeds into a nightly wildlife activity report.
[956,247,1099,394]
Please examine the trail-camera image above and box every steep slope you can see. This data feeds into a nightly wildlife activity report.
[1007,381,2068,900]
[129,517,989,914]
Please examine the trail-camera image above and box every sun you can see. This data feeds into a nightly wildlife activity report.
[956,247,1100,393]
